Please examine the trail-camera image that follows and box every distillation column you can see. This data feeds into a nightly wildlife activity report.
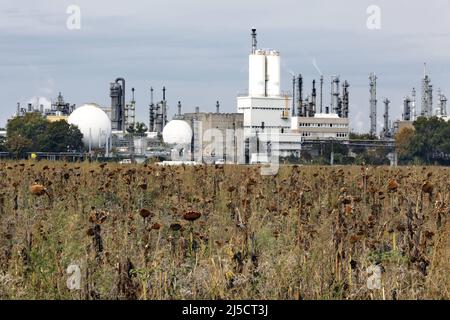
[369,73,377,136]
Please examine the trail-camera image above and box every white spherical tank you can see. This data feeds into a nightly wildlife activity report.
[162,120,192,144]
[68,103,111,148]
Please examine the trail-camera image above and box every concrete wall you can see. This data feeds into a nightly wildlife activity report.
[177,112,244,163]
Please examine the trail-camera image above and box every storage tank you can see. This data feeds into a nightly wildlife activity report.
[249,50,266,96]
[68,103,111,148]
[266,50,280,96]
[162,120,193,145]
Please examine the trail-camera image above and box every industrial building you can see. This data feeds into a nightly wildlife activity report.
[291,114,349,140]
[393,63,449,135]
[175,105,244,163]
[13,92,75,121]
[237,29,350,159]
[6,28,450,164]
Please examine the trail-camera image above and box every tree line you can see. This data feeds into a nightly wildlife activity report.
[0,113,83,158]
[396,116,450,165]
[282,117,450,166]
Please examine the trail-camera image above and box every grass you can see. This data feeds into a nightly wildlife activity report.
[0,161,448,300]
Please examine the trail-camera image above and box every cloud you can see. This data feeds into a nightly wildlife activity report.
[1,0,450,131]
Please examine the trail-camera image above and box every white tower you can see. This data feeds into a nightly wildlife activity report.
[237,29,291,137]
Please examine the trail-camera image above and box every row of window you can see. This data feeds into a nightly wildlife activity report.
[244,126,290,129]
[301,132,348,138]
[298,123,348,128]
[238,107,288,111]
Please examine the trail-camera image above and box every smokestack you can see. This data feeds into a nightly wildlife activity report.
[383,97,390,138]
[319,76,323,114]
[297,74,303,116]
[251,28,257,53]
[16,102,20,116]
[342,80,349,118]
[149,87,154,132]
[311,80,316,116]
[178,101,181,116]
[369,73,377,136]
[195,106,199,113]
[132,87,135,102]
[162,86,166,101]
[150,87,154,104]
[111,78,126,131]
[292,76,296,116]
[411,87,416,121]
[216,101,220,113]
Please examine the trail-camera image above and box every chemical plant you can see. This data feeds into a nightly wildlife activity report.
[2,29,449,164]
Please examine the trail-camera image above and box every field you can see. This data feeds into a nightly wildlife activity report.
[0,161,448,300]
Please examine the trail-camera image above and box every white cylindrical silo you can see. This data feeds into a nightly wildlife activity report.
[249,50,266,96]
[266,51,281,96]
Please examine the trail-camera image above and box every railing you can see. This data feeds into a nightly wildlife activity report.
[237,91,292,97]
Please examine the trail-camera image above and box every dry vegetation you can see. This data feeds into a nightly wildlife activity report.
[0,161,448,300]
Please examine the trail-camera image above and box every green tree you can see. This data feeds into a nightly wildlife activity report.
[7,113,48,150]
[0,135,6,152]
[395,127,415,163]
[39,120,84,152]
[409,116,449,164]
[6,114,83,157]
[6,134,33,158]
[126,122,148,137]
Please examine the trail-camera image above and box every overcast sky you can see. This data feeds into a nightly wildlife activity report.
[1,0,450,132]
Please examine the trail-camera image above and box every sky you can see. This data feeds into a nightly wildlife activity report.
[1,0,450,133]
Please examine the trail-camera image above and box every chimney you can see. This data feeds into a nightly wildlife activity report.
[195,106,199,113]
[216,101,220,113]
[297,74,303,116]
[251,28,257,53]
[177,101,181,116]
